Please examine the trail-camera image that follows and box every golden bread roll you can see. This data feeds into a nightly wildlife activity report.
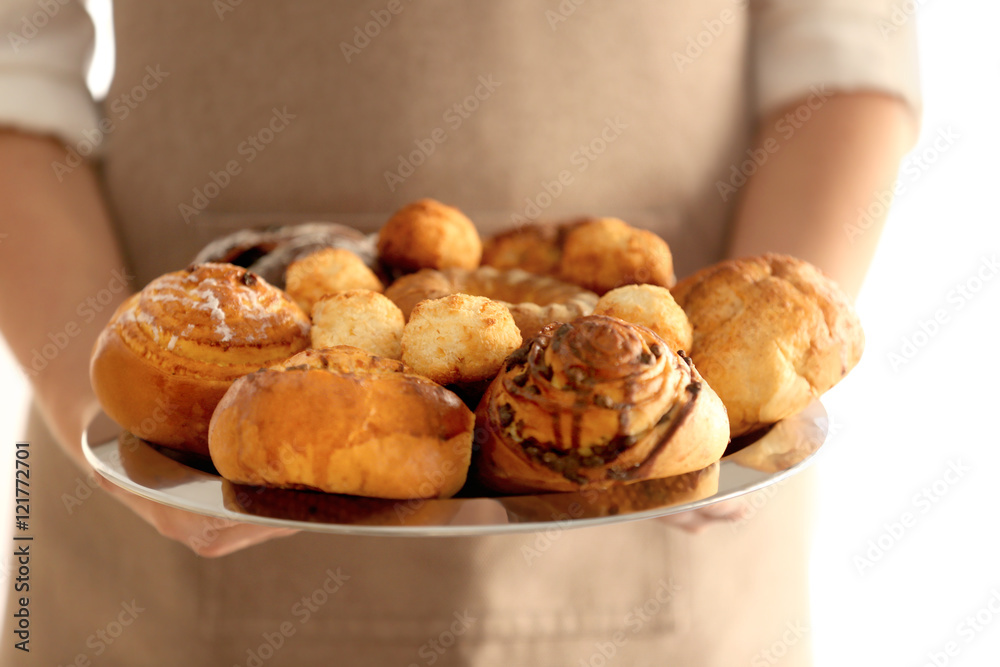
[401,294,522,385]
[377,198,482,272]
[285,247,384,313]
[481,222,566,276]
[385,266,598,338]
[90,263,310,455]
[310,290,405,360]
[671,253,864,437]
[208,347,475,499]
[558,218,675,294]
[593,284,693,354]
[473,316,730,494]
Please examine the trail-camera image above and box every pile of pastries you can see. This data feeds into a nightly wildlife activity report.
[90,199,864,500]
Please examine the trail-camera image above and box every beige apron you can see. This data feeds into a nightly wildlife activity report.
[3,1,816,664]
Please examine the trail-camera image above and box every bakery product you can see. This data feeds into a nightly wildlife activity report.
[473,315,730,494]
[90,263,311,455]
[191,221,378,288]
[377,198,482,273]
[385,266,598,339]
[311,290,405,360]
[482,218,675,294]
[559,218,675,294]
[285,247,385,313]
[400,294,522,385]
[207,347,475,499]
[671,253,864,437]
[593,284,693,355]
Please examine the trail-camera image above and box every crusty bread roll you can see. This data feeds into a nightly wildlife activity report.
[473,316,730,494]
[385,266,598,339]
[208,347,475,499]
[90,263,311,456]
[671,253,864,437]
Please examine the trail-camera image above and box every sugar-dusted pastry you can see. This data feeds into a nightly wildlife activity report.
[90,263,311,455]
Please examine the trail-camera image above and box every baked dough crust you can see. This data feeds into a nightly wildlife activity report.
[208,347,475,499]
[671,253,864,436]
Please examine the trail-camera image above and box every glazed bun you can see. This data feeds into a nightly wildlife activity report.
[474,316,730,494]
[671,253,864,437]
[208,347,475,499]
[90,263,310,455]
[377,198,482,272]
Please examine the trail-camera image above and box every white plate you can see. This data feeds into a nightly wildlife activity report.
[83,401,829,536]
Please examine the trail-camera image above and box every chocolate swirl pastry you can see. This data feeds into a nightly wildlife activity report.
[473,315,730,494]
[191,222,378,288]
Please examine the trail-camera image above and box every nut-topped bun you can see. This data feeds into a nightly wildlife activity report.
[208,347,475,499]
[474,316,730,494]
[377,198,482,273]
[671,253,864,437]
[90,263,310,455]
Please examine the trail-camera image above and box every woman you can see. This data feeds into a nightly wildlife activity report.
[0,1,917,664]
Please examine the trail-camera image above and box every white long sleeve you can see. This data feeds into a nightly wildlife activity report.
[0,0,99,147]
[751,0,921,117]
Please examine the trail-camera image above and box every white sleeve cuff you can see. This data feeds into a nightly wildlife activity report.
[752,2,922,120]
[0,0,100,150]
[0,69,100,149]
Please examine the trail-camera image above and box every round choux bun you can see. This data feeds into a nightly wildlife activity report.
[401,294,522,385]
[558,218,675,294]
[90,263,310,455]
[593,284,693,355]
[285,247,384,313]
[377,198,482,272]
[311,290,405,360]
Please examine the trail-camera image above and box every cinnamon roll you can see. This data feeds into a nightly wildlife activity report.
[473,315,730,494]
[90,263,310,455]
